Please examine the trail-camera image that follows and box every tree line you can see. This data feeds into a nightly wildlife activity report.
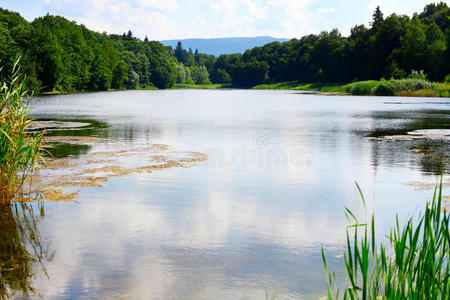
[0,2,449,91]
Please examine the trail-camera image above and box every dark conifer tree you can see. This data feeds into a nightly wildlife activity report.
[371,6,384,27]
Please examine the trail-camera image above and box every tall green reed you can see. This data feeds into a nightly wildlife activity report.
[0,56,43,202]
[322,181,449,299]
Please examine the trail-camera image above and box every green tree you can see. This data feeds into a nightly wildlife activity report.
[88,45,113,90]
[425,23,446,80]
[30,18,63,91]
[210,68,231,83]
[400,19,428,73]
[111,60,128,89]
[150,57,177,88]
[371,6,384,28]
[231,60,269,87]
[176,64,186,83]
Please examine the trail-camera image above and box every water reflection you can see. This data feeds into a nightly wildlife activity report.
[361,109,450,138]
[363,109,450,176]
[0,201,52,299]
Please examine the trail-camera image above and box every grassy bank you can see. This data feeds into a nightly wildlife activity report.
[344,79,450,97]
[322,181,449,299]
[172,83,233,89]
[37,79,450,96]
[253,81,345,93]
[253,79,450,97]
[0,59,43,202]
[37,84,231,95]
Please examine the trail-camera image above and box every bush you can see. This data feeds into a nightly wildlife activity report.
[407,70,427,80]
[391,78,436,95]
[345,81,379,95]
[445,74,450,84]
[373,81,394,96]
[345,79,437,96]
[396,89,438,97]
[385,61,406,79]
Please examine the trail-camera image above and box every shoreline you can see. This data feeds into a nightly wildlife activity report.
[35,80,450,98]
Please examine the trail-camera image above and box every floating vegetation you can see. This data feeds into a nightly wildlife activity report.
[369,128,450,176]
[371,133,450,141]
[18,135,207,203]
[13,189,79,203]
[407,181,450,191]
[42,135,115,145]
[27,121,91,131]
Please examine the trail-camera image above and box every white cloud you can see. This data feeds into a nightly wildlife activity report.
[209,0,236,17]
[43,0,184,39]
[317,7,335,14]
[195,16,209,28]
[136,0,179,10]
[267,0,315,36]
[241,0,268,19]
[43,0,73,4]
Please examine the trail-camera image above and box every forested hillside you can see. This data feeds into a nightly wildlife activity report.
[0,9,182,91]
[0,2,449,91]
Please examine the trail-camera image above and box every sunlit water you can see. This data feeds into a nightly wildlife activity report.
[7,90,450,299]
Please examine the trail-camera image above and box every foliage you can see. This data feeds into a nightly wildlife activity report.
[0,57,43,202]
[408,70,428,80]
[210,68,231,83]
[344,78,437,96]
[172,83,231,89]
[444,74,450,83]
[111,60,128,89]
[252,81,345,92]
[322,181,449,299]
[190,65,210,84]
[231,60,269,87]
[372,81,395,96]
[345,81,380,95]
[385,61,406,79]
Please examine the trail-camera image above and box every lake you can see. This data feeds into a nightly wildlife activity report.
[4,90,450,299]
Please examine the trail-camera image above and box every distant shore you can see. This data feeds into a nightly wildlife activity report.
[37,80,450,98]
[253,80,450,97]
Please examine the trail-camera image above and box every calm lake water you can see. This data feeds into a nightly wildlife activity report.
[6,90,450,299]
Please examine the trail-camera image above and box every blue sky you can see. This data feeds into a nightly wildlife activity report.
[0,0,444,40]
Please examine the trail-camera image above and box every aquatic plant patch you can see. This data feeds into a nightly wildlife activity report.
[16,136,207,202]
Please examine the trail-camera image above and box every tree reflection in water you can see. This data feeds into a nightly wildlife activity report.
[0,201,53,299]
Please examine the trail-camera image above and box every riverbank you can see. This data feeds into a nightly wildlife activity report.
[253,81,345,92]
[37,80,450,97]
[38,84,231,96]
[253,80,450,97]
[172,83,233,89]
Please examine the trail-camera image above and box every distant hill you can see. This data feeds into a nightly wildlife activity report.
[160,36,290,56]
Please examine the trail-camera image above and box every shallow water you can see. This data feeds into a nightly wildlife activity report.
[4,90,450,299]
